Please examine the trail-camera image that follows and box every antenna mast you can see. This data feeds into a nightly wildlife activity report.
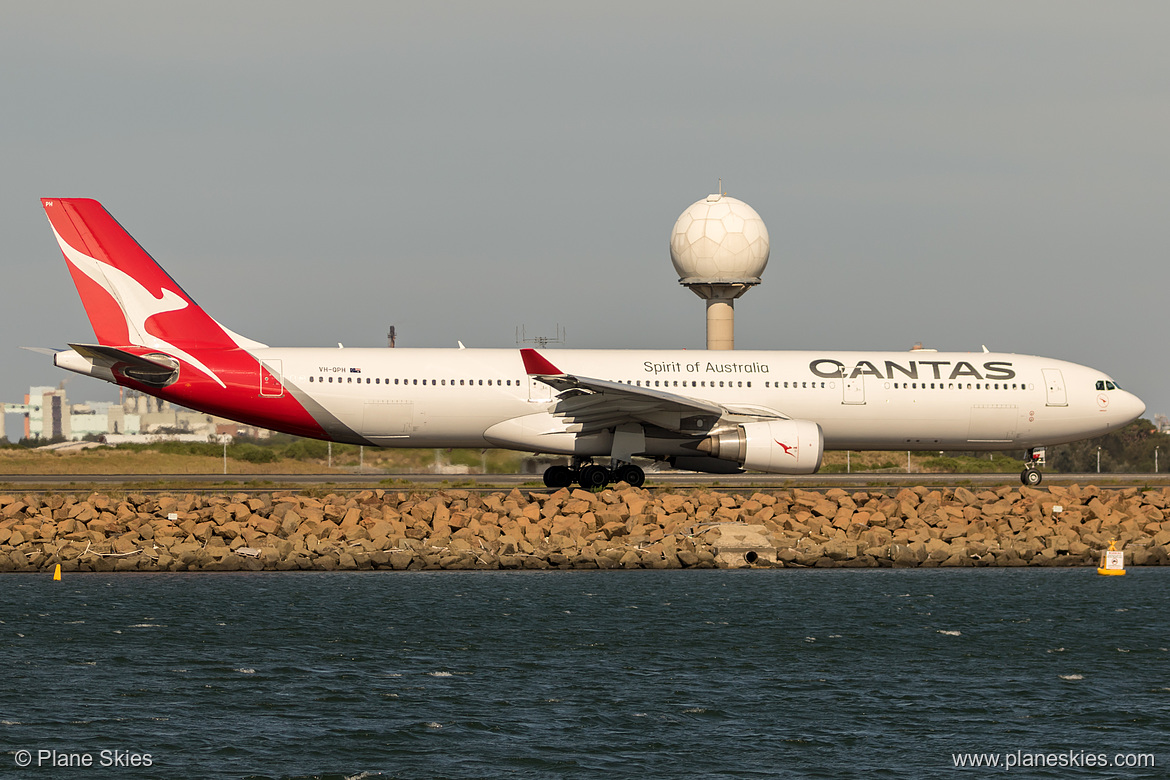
[515,324,566,349]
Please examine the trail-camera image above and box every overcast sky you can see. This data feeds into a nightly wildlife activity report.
[3,2,1167,442]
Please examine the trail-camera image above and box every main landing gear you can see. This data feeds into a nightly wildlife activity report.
[542,459,645,489]
[1021,447,1046,486]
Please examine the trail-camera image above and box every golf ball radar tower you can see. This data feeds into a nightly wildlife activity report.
[670,192,770,350]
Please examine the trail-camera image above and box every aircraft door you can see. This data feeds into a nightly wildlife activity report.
[1042,368,1067,407]
[842,376,865,405]
[259,359,284,398]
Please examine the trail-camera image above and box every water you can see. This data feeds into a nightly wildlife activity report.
[2,569,1168,778]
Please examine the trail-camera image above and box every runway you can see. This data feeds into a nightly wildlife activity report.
[1,471,1166,490]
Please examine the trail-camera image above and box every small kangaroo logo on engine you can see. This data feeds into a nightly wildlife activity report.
[775,440,797,457]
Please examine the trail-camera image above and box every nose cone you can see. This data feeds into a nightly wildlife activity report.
[1120,391,1146,423]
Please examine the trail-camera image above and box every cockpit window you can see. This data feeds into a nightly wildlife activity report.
[1096,380,1105,391]
[1097,380,1119,391]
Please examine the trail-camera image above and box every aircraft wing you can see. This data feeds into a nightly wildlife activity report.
[521,348,785,435]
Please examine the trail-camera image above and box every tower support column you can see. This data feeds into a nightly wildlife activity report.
[705,296,736,350]
[685,282,752,351]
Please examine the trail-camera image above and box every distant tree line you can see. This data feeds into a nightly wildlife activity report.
[943,419,1169,474]
[1046,418,1169,474]
[6,422,1169,474]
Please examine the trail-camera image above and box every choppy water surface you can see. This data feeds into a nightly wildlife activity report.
[2,569,1168,778]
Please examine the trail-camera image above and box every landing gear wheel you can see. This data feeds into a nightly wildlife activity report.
[1021,467,1042,487]
[578,464,610,490]
[614,464,645,488]
[543,465,574,489]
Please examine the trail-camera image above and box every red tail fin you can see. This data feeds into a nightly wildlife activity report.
[42,198,243,352]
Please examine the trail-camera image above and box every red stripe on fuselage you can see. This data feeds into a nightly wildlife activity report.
[112,346,333,440]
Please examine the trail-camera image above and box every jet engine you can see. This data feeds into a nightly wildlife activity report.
[697,419,824,474]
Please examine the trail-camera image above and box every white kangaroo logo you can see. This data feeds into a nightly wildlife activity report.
[52,227,227,388]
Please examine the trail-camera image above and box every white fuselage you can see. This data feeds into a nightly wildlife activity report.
[253,347,1144,453]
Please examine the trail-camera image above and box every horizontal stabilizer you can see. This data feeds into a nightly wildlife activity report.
[69,343,179,372]
[55,343,180,387]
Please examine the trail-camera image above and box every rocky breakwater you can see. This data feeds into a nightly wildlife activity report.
[1,485,1169,572]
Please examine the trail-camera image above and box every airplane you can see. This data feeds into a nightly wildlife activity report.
[38,197,1145,489]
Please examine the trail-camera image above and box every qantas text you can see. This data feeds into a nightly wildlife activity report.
[642,359,1015,381]
[809,359,1015,381]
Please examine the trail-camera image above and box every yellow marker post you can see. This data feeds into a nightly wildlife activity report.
[1097,540,1125,576]
[53,563,62,581]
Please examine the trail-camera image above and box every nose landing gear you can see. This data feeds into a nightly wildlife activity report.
[1020,447,1046,486]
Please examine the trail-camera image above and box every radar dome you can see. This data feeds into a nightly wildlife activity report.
[670,194,770,284]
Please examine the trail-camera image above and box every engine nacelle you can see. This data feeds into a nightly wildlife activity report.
[697,419,824,474]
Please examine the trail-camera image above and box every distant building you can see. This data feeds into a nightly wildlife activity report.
[2,386,271,443]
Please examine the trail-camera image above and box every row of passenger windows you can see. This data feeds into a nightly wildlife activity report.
[307,375,1029,392]
[891,382,1028,391]
[309,376,522,386]
[629,380,751,388]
